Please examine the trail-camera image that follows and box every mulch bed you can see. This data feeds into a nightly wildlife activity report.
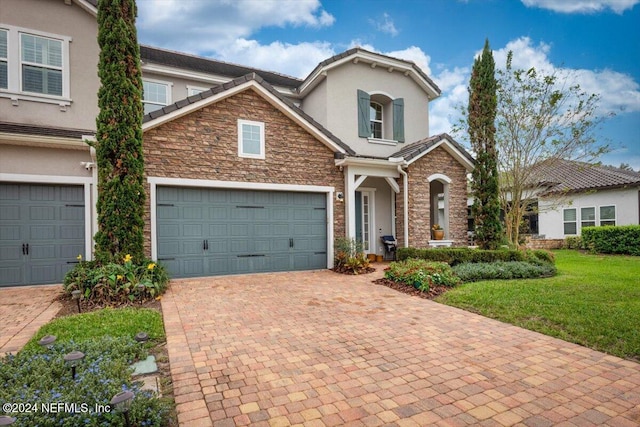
[332,266,376,275]
[54,293,162,318]
[373,278,452,300]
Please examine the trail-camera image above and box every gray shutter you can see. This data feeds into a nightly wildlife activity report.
[357,89,370,138]
[393,98,405,142]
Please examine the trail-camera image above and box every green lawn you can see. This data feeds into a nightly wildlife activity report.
[436,250,640,361]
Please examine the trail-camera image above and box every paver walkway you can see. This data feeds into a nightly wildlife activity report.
[162,266,640,427]
[0,284,62,356]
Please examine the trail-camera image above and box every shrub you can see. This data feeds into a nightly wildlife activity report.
[396,247,554,266]
[64,254,169,305]
[334,238,370,274]
[385,259,461,291]
[453,261,557,282]
[582,225,640,256]
[0,336,170,426]
[564,236,583,250]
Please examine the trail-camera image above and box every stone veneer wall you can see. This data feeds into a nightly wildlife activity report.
[525,238,564,250]
[142,88,345,257]
[395,146,469,248]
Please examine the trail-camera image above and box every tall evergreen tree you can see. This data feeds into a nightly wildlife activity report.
[468,39,502,249]
[94,0,145,263]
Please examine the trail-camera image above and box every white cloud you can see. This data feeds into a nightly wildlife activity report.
[427,36,640,142]
[522,0,639,14]
[370,13,399,37]
[137,0,334,53]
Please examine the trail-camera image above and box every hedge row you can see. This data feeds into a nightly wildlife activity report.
[452,261,556,282]
[581,225,640,256]
[396,247,555,266]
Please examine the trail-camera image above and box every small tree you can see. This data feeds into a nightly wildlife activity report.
[496,52,610,245]
[94,0,145,263]
[468,40,502,249]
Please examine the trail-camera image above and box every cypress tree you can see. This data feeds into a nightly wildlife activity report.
[468,39,502,249]
[94,0,145,263]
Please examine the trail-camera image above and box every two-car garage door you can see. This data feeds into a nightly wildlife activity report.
[156,187,328,278]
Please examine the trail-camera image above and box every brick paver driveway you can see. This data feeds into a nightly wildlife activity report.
[0,285,62,356]
[161,267,640,427]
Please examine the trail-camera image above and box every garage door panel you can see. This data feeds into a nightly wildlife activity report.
[158,206,179,219]
[183,259,205,276]
[159,241,180,256]
[158,224,179,238]
[182,240,204,255]
[0,183,85,287]
[183,206,204,220]
[156,187,327,278]
[183,224,203,237]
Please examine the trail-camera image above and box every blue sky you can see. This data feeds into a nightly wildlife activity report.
[136,0,640,170]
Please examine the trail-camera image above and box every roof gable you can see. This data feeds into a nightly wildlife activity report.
[299,48,441,100]
[390,134,475,171]
[142,73,354,156]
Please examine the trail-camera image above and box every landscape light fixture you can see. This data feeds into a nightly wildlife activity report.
[134,332,149,343]
[110,390,134,427]
[0,416,16,426]
[63,350,85,380]
[38,334,57,349]
[71,289,82,313]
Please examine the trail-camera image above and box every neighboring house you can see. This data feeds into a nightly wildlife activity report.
[0,0,474,286]
[531,160,640,239]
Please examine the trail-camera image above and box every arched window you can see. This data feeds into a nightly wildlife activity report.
[370,102,383,139]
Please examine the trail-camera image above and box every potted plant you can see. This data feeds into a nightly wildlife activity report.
[432,224,445,240]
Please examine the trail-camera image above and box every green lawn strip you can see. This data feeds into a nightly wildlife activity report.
[24,307,165,352]
[2,308,169,426]
[436,250,640,360]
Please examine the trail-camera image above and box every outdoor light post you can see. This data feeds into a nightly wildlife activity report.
[72,289,82,313]
[63,350,85,380]
[0,416,16,426]
[110,390,134,427]
[38,335,57,349]
[134,332,148,343]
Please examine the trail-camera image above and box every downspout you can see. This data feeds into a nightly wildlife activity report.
[397,165,409,247]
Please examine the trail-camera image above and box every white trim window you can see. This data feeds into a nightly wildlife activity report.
[563,208,577,235]
[369,102,383,139]
[580,206,596,228]
[0,26,71,104]
[143,79,171,114]
[237,119,265,159]
[599,205,616,226]
[0,29,7,89]
[20,33,63,96]
[187,85,208,96]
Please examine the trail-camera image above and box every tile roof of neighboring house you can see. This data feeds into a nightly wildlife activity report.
[0,122,94,139]
[142,73,355,156]
[306,47,441,97]
[391,133,475,165]
[140,45,303,89]
[530,159,640,194]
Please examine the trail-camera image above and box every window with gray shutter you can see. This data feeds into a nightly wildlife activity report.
[357,89,371,138]
[392,98,404,142]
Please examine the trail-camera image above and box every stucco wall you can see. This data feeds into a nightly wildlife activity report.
[538,187,640,239]
[142,88,345,257]
[0,143,92,177]
[396,146,468,248]
[0,0,99,131]
[303,61,431,158]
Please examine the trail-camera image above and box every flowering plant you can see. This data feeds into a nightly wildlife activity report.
[432,224,443,231]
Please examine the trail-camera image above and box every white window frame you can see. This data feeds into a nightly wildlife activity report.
[370,101,383,139]
[0,25,71,105]
[580,206,596,229]
[599,205,616,226]
[186,85,208,96]
[237,119,265,159]
[142,78,172,115]
[0,28,7,90]
[563,208,577,235]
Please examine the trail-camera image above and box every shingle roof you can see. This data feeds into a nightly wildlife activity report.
[304,47,441,97]
[0,122,93,139]
[142,73,355,156]
[530,159,640,194]
[391,133,475,165]
[140,45,302,89]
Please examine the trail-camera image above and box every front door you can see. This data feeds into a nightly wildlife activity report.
[355,189,375,253]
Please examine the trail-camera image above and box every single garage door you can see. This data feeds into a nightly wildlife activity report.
[157,187,327,277]
[0,183,85,287]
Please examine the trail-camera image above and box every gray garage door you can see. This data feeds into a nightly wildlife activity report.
[157,187,327,277]
[0,183,85,287]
